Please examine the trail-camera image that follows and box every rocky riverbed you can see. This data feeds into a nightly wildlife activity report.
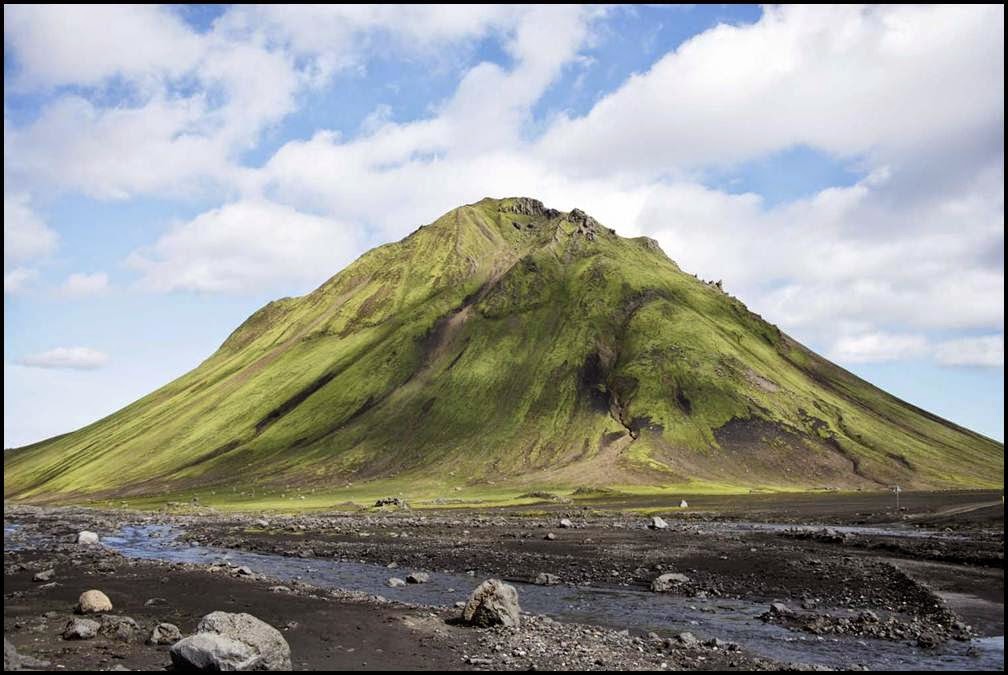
[4,493,1003,671]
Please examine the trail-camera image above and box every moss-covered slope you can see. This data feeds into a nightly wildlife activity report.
[5,198,1003,502]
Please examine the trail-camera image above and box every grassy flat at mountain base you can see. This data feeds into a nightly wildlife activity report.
[5,197,1003,504]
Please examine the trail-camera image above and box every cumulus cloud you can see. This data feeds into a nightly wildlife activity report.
[3,4,1003,376]
[4,193,57,262]
[59,272,109,298]
[126,200,359,293]
[18,347,110,370]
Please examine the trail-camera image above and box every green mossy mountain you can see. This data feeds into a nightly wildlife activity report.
[5,197,1003,503]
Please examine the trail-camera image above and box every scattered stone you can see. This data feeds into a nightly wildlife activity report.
[558,518,574,529]
[32,569,54,582]
[77,531,100,546]
[462,579,521,628]
[544,532,556,541]
[679,500,689,509]
[651,573,691,593]
[149,622,182,645]
[534,572,560,586]
[235,566,254,577]
[406,572,430,584]
[144,597,168,607]
[649,516,668,530]
[171,611,291,671]
[254,518,270,528]
[62,617,100,640]
[268,586,292,594]
[387,577,406,588]
[675,632,700,648]
[76,590,113,614]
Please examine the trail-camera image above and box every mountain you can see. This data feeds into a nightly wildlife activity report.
[4,198,1003,504]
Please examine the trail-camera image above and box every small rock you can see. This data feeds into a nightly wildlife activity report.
[254,518,270,528]
[533,573,560,586]
[144,597,169,607]
[100,615,141,642]
[77,531,100,546]
[387,577,406,588]
[235,566,254,577]
[406,572,430,584]
[149,623,182,645]
[769,602,795,617]
[76,590,113,614]
[63,617,100,640]
[651,573,691,593]
[679,500,689,508]
[544,532,556,541]
[675,632,699,647]
[32,569,55,582]
[558,518,574,529]
[649,516,668,530]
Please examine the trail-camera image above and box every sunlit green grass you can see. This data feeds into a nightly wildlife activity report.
[5,197,1003,506]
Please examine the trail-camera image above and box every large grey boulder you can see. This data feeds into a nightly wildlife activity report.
[170,611,291,671]
[651,573,691,592]
[462,579,521,628]
[649,516,669,530]
[170,634,259,671]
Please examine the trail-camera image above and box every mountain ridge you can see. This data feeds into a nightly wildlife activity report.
[4,197,1003,504]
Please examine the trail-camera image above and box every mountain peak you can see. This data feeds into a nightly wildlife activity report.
[4,197,1002,503]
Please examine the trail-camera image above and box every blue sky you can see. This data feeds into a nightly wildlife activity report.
[3,4,1004,446]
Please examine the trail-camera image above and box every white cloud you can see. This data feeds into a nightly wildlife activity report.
[4,267,37,294]
[536,5,1004,174]
[126,199,358,293]
[18,347,110,370]
[4,193,57,262]
[829,332,930,364]
[934,336,1004,368]
[59,272,109,298]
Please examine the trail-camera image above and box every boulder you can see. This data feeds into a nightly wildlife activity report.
[170,611,291,671]
[76,590,113,614]
[544,532,556,541]
[533,572,560,586]
[558,518,574,529]
[32,569,55,582]
[648,516,668,530]
[149,622,182,645]
[462,579,521,628]
[768,602,795,617]
[406,572,430,584]
[63,617,100,640]
[651,573,691,593]
[675,631,699,647]
[77,531,100,546]
[386,577,406,588]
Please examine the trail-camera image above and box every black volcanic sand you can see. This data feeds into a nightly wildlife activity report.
[4,491,1003,671]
